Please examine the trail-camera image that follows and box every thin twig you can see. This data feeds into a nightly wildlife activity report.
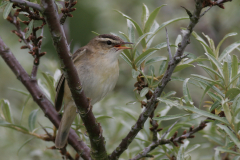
[10,0,42,12]
[165,27,172,60]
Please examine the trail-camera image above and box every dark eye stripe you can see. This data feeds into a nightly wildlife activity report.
[107,40,112,45]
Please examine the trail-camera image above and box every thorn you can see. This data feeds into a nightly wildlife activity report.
[181,6,192,17]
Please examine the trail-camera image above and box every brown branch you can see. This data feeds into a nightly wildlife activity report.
[41,0,107,159]
[60,0,77,25]
[130,120,208,160]
[109,0,232,159]
[0,37,91,160]
[9,0,42,12]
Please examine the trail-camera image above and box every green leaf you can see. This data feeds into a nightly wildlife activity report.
[127,19,135,45]
[145,56,167,66]
[185,144,201,154]
[231,55,239,87]
[140,87,149,97]
[25,20,34,38]
[203,135,224,146]
[222,99,232,124]
[175,35,182,52]
[157,97,179,107]
[205,52,224,77]
[223,62,230,86]
[28,109,39,131]
[95,115,113,121]
[135,42,167,67]
[141,3,149,27]
[219,41,240,61]
[126,101,137,105]
[0,120,29,132]
[202,32,216,54]
[216,32,238,57]
[226,88,240,99]
[8,88,29,96]
[159,60,167,75]
[183,78,192,105]
[228,73,240,88]
[217,124,240,149]
[180,105,229,125]
[197,64,223,80]
[215,147,240,155]
[133,32,153,58]
[191,74,224,89]
[91,31,100,35]
[132,69,140,78]
[41,72,56,102]
[17,138,35,155]
[0,1,9,9]
[0,99,13,123]
[55,1,63,13]
[3,2,12,19]
[173,64,195,73]
[162,91,176,98]
[147,17,189,44]
[153,114,189,121]
[114,107,137,121]
[120,53,132,66]
[144,4,166,33]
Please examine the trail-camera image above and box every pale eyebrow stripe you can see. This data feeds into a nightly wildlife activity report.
[95,38,119,44]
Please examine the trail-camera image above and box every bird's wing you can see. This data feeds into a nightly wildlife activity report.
[55,74,65,112]
[55,47,88,112]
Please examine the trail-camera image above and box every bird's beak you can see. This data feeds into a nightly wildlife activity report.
[114,42,133,49]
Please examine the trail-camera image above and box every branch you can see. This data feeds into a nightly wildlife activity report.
[109,0,232,159]
[60,0,77,25]
[9,0,42,12]
[41,0,108,159]
[0,37,91,160]
[131,120,208,160]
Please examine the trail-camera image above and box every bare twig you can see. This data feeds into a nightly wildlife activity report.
[10,0,42,12]
[130,120,208,160]
[165,27,172,60]
[0,38,91,160]
[40,0,107,159]
[109,0,232,159]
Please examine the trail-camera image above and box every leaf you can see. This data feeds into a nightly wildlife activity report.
[222,99,232,124]
[0,120,29,132]
[133,32,152,53]
[197,64,223,80]
[153,114,189,121]
[0,1,8,9]
[219,40,240,61]
[162,91,176,98]
[185,144,201,154]
[182,78,192,105]
[147,17,189,43]
[191,74,224,89]
[0,99,13,123]
[216,32,238,57]
[145,56,167,66]
[127,19,135,45]
[9,88,29,96]
[217,124,240,149]
[95,115,113,121]
[203,135,224,146]
[140,87,149,97]
[215,147,240,155]
[17,138,34,155]
[180,105,229,125]
[223,62,230,86]
[41,72,56,102]
[91,31,100,35]
[141,3,149,27]
[144,4,166,33]
[120,53,132,66]
[132,69,140,78]
[135,42,167,67]
[173,64,195,73]
[25,20,34,38]
[205,52,224,77]
[28,109,39,131]
[228,73,240,88]
[157,97,179,107]
[159,60,167,75]
[126,101,137,105]
[55,1,63,13]
[231,55,239,87]
[3,2,12,19]
[226,88,240,99]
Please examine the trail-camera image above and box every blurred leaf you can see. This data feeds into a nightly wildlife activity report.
[3,2,12,19]
[202,33,216,54]
[146,21,160,49]
[217,124,240,149]
[231,55,239,87]
[159,60,167,75]
[0,99,13,123]
[55,1,63,13]
[145,56,167,66]
[185,144,201,154]
[127,19,135,45]
[197,64,223,80]
[203,135,224,146]
[0,120,29,132]
[219,40,240,61]
[0,1,9,9]
[91,31,100,35]
[140,87,149,97]
[135,42,167,67]
[191,74,224,88]
[141,3,149,27]
[223,62,230,86]
[180,106,229,125]
[153,114,189,121]
[120,53,132,66]
[28,109,39,131]
[215,147,240,155]
[228,73,240,88]
[175,35,182,52]
[144,4,166,33]
[9,88,29,96]
[177,145,184,160]
[215,150,221,160]
[17,138,34,155]
[162,91,176,98]
[25,20,34,39]
[126,101,137,105]
[182,78,193,105]
[41,72,56,102]
[147,17,189,43]
[114,107,137,121]
[222,99,232,124]
[95,115,113,121]
[132,69,140,78]
[133,32,152,55]
[20,95,31,124]
[173,64,195,73]
[157,97,179,107]
[216,32,238,57]
[205,52,224,77]
[226,88,240,99]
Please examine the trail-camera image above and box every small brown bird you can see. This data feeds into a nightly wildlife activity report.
[55,34,132,148]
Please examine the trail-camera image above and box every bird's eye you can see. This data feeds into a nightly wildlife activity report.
[107,40,112,45]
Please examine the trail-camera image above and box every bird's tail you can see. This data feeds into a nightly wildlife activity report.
[55,105,77,148]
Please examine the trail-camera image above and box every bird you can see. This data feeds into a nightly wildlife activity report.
[54,34,132,148]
